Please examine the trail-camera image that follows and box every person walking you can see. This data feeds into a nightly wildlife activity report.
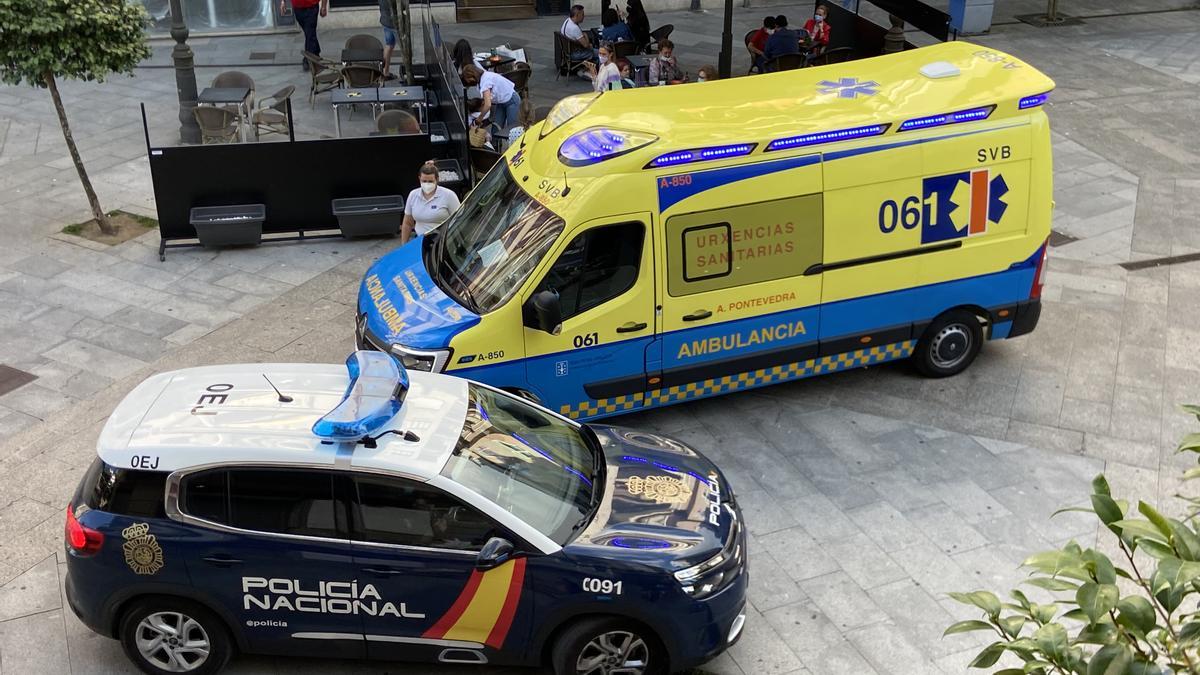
[379,0,399,80]
[289,0,328,70]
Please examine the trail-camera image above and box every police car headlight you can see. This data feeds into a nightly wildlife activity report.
[673,509,744,599]
[392,344,450,373]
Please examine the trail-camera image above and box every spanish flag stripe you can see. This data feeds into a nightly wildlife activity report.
[422,569,484,639]
[484,558,527,649]
[441,561,517,643]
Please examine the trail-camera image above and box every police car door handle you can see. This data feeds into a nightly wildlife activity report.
[361,567,404,576]
[682,309,712,322]
[201,555,243,567]
[616,321,647,333]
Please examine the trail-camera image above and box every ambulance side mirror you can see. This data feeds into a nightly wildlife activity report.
[476,537,515,571]
[524,290,563,336]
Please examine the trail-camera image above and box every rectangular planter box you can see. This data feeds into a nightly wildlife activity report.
[189,204,265,247]
[428,122,450,145]
[331,195,405,238]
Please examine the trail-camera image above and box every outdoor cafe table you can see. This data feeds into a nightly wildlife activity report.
[378,85,427,124]
[331,87,379,137]
[197,86,251,142]
[625,54,653,86]
[481,54,515,72]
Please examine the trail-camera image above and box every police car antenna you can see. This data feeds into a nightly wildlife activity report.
[261,374,293,403]
[360,429,420,448]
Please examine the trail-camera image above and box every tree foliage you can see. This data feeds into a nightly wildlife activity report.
[0,0,150,87]
[946,405,1200,674]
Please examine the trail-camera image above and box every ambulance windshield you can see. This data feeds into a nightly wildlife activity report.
[431,165,564,314]
[442,385,602,545]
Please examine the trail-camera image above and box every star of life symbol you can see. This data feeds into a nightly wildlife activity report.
[626,475,692,505]
[555,361,568,377]
[818,77,880,99]
[122,522,165,575]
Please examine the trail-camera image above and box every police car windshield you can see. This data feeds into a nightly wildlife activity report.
[441,385,600,545]
[433,164,564,314]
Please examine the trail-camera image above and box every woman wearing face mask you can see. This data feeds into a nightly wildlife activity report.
[584,42,622,92]
[401,161,461,244]
[697,64,718,82]
[803,5,831,56]
[648,39,686,84]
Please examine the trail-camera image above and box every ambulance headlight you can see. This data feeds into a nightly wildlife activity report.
[540,93,599,139]
[391,344,450,373]
[559,128,658,167]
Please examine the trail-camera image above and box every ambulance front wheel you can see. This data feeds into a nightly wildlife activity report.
[119,597,233,675]
[914,310,983,378]
[551,616,667,675]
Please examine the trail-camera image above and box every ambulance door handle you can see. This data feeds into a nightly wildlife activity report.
[616,321,647,333]
[682,309,712,322]
[201,555,243,567]
[361,567,404,576]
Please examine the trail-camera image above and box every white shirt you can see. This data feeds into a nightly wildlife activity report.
[479,71,516,104]
[405,185,460,235]
[593,61,621,92]
[561,17,584,42]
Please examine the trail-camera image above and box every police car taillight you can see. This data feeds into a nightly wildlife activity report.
[65,504,104,555]
[1030,243,1048,299]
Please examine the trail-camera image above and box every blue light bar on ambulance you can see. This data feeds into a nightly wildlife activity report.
[646,143,756,168]
[559,127,658,167]
[312,351,409,442]
[764,124,888,152]
[897,105,995,132]
[1019,92,1050,109]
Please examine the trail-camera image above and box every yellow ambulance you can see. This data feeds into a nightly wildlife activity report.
[356,41,1054,420]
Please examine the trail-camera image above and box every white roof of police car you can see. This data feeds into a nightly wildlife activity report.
[96,362,469,479]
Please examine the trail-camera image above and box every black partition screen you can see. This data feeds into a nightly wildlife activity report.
[150,134,431,243]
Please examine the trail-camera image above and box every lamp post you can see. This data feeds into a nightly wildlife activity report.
[169,0,201,144]
[718,0,733,78]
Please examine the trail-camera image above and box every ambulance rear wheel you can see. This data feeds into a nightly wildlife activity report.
[551,617,667,675]
[119,597,232,675]
[914,310,983,378]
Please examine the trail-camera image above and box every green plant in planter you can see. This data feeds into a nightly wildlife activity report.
[945,405,1200,674]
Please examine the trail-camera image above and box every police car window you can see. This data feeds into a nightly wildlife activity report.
[535,222,643,320]
[83,460,167,518]
[186,469,344,539]
[441,385,599,546]
[665,193,823,296]
[352,477,497,550]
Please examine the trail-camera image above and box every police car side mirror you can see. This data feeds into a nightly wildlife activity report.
[524,290,563,336]
[476,537,515,571]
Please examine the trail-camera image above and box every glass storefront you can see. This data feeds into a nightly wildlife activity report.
[137,0,276,34]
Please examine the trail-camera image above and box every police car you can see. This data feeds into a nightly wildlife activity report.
[65,351,747,675]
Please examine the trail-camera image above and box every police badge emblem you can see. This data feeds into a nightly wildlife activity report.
[122,522,164,575]
[626,475,692,505]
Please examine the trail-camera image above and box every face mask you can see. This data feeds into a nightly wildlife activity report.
[766,28,775,34]
[815,14,824,22]
[421,182,436,194]
[599,54,609,64]
[660,54,670,61]
[698,75,706,82]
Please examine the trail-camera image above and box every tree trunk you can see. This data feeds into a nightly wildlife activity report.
[44,72,114,236]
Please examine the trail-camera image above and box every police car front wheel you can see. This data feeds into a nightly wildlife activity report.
[914,309,984,378]
[119,598,232,675]
[552,617,666,675]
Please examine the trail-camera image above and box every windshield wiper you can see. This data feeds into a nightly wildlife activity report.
[432,232,479,312]
[442,256,479,312]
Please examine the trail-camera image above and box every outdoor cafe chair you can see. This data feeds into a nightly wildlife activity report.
[810,46,855,66]
[303,51,343,107]
[501,66,531,100]
[744,29,760,74]
[211,70,256,110]
[767,52,805,72]
[342,64,385,89]
[345,33,384,52]
[613,40,639,59]
[554,31,591,80]
[252,85,294,140]
[376,110,422,135]
[193,106,240,144]
[645,24,673,53]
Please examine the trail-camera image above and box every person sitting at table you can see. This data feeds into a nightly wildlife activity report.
[697,64,718,82]
[617,57,637,88]
[648,39,686,84]
[584,43,622,93]
[560,5,596,65]
[625,0,651,49]
[749,15,776,72]
[452,39,480,77]
[462,64,522,132]
[803,4,832,57]
[763,14,801,70]
[402,160,461,244]
[600,8,633,43]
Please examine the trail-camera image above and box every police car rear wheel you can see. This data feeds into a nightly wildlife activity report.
[552,617,665,675]
[915,310,983,378]
[120,598,232,675]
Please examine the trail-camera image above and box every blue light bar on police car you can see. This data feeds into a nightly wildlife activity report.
[312,351,409,442]
[646,143,756,168]
[897,105,996,132]
[1019,92,1050,109]
[559,127,658,166]
[765,124,889,152]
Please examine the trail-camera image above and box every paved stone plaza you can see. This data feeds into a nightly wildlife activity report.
[2,2,1200,673]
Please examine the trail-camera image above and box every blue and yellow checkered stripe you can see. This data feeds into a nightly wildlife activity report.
[559,340,916,418]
